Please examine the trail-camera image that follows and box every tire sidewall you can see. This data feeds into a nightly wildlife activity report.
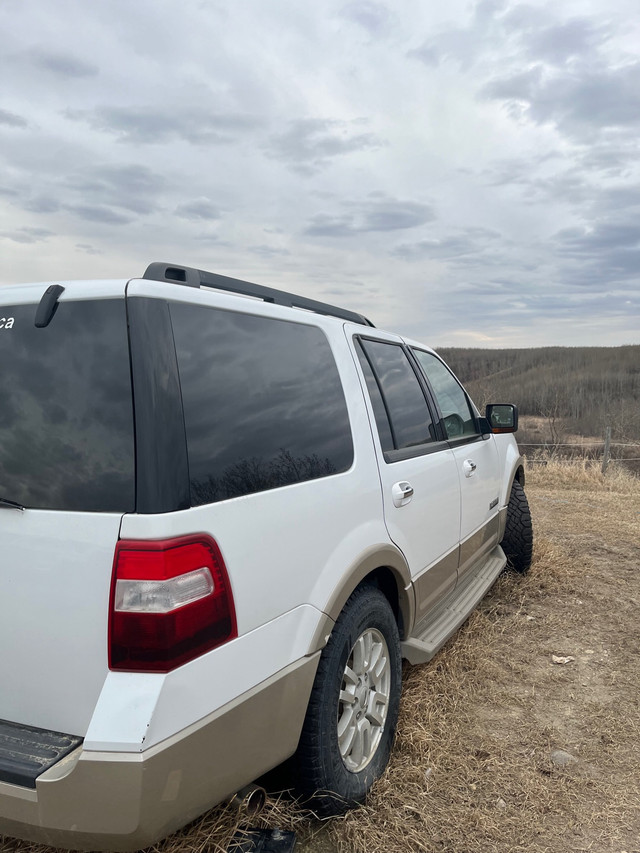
[503,480,533,573]
[304,585,402,808]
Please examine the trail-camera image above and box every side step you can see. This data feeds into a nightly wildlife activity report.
[401,545,506,665]
[0,719,82,789]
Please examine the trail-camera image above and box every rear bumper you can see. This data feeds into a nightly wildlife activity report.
[0,654,319,851]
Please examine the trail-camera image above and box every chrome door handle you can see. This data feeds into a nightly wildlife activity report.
[463,459,477,478]
[392,481,414,507]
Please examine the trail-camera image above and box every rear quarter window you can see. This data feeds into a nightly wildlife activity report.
[169,303,354,505]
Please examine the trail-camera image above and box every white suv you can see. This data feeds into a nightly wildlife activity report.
[0,263,532,851]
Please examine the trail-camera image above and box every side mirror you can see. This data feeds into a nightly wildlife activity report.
[485,404,518,433]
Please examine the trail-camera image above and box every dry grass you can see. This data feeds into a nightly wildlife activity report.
[0,795,313,853]
[328,460,640,853]
[2,459,639,853]
[527,453,639,495]
[525,453,639,495]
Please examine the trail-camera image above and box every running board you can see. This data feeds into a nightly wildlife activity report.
[401,545,506,665]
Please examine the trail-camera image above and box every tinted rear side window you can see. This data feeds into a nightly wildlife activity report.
[359,339,435,450]
[170,303,354,505]
[0,298,134,511]
[355,344,394,453]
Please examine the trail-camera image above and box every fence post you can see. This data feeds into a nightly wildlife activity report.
[601,426,611,474]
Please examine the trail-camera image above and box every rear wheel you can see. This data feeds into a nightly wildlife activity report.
[502,480,533,573]
[295,585,401,815]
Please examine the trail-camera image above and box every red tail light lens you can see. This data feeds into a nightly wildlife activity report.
[109,535,237,672]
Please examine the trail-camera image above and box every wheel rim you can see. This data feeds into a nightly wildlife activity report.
[337,628,391,773]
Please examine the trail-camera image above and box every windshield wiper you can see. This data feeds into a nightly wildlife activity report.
[0,497,25,511]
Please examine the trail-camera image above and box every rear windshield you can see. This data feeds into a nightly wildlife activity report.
[0,298,135,512]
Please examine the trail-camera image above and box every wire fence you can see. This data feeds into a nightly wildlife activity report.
[518,436,640,471]
[519,442,640,449]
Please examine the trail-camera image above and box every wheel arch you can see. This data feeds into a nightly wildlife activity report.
[306,545,414,655]
[503,455,525,507]
[497,456,526,543]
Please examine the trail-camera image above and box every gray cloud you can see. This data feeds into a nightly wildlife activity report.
[440,288,635,328]
[407,43,440,67]
[30,50,98,78]
[5,163,164,223]
[393,228,500,260]
[447,281,511,298]
[175,199,221,220]
[66,106,261,145]
[304,196,434,236]
[63,164,166,215]
[75,243,103,255]
[578,139,640,176]
[407,2,620,156]
[518,19,609,65]
[407,1,506,72]
[359,199,434,231]
[22,196,61,213]
[595,185,640,214]
[556,222,640,255]
[478,160,597,210]
[303,215,352,237]
[0,108,28,128]
[550,222,640,289]
[195,232,223,244]
[265,119,383,175]
[482,62,640,138]
[409,8,608,74]
[341,1,394,35]
[480,152,640,217]
[482,66,543,102]
[248,245,291,257]
[0,226,54,244]
[65,204,132,225]
[481,152,558,187]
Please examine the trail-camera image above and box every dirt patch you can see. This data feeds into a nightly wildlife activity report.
[2,461,639,853]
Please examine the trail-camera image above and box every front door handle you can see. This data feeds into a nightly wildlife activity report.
[392,481,414,507]
[463,459,477,478]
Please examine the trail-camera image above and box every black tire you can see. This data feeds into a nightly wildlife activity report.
[295,584,402,816]
[502,480,533,573]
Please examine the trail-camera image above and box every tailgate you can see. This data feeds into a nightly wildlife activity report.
[0,285,134,736]
[0,510,123,736]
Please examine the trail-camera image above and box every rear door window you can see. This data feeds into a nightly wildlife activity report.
[169,303,354,505]
[357,338,437,456]
[0,298,135,511]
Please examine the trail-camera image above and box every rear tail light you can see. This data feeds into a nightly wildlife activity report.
[109,535,237,672]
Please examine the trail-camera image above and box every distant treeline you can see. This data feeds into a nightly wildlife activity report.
[436,346,640,442]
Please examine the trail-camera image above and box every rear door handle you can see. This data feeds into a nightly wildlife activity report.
[392,481,414,507]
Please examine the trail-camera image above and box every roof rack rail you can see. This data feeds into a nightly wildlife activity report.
[142,262,375,327]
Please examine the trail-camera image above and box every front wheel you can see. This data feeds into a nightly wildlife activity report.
[502,479,533,573]
[295,585,401,815]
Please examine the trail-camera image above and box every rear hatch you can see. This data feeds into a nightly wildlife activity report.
[0,283,134,737]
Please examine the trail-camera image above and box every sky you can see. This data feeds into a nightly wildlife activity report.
[1,0,639,348]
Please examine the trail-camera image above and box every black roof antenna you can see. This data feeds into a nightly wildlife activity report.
[35,285,65,328]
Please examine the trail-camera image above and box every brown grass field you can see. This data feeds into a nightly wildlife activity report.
[2,459,639,853]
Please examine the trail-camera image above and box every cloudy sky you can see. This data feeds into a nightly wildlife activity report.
[1,0,639,347]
